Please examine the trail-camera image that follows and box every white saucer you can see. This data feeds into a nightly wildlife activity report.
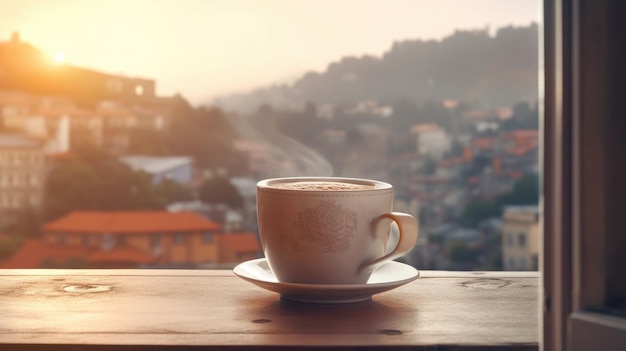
[233,258,419,304]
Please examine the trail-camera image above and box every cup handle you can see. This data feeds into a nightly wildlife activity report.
[358,212,419,274]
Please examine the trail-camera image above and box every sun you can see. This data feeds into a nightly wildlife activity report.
[53,52,65,64]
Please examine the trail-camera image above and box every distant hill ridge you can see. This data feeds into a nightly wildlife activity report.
[0,32,158,107]
[213,23,539,113]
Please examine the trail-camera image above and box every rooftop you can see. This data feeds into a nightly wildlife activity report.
[120,155,192,174]
[0,133,40,148]
[43,211,221,234]
[0,238,159,268]
[504,205,540,215]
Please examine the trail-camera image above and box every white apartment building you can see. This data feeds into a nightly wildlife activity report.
[502,205,540,271]
[0,134,46,228]
[411,123,451,160]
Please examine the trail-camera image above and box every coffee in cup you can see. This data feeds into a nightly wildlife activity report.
[269,180,375,191]
[257,177,419,285]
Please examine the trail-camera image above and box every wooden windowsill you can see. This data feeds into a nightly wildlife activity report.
[0,269,539,350]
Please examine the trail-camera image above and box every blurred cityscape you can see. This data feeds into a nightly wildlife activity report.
[0,25,540,271]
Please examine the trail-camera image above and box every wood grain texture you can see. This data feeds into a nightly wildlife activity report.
[0,270,539,350]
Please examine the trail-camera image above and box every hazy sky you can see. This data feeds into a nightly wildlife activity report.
[0,0,538,104]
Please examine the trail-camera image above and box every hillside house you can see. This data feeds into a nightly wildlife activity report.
[411,123,451,160]
[0,133,46,228]
[0,211,261,268]
[120,155,193,185]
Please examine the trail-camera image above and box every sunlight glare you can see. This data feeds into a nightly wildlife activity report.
[54,52,65,64]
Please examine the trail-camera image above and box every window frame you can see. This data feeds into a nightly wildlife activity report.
[202,232,214,244]
[543,0,626,350]
[518,232,527,247]
[174,233,185,245]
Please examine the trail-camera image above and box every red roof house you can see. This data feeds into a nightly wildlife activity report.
[43,210,221,234]
[216,232,262,263]
[2,211,227,268]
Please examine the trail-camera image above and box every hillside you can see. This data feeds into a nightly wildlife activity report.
[0,33,157,107]
[213,23,538,113]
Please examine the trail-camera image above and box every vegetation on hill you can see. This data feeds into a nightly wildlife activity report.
[215,23,538,113]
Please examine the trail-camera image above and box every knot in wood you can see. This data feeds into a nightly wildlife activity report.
[461,278,510,289]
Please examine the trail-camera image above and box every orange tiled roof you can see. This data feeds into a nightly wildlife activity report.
[43,211,221,234]
[0,239,87,268]
[0,239,159,268]
[505,129,539,138]
[472,137,494,149]
[217,232,261,254]
[507,144,537,156]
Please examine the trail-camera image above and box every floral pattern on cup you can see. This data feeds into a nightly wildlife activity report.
[292,200,358,253]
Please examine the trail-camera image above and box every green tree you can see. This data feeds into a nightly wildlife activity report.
[106,95,250,176]
[422,157,438,176]
[198,176,244,209]
[44,158,101,220]
[0,235,24,261]
[154,179,195,204]
[461,173,540,226]
[449,139,466,158]
[448,241,479,263]
[501,101,539,131]
[499,173,540,205]
[391,98,420,131]
[462,199,501,226]
[43,153,164,221]
[127,128,170,155]
[166,97,246,173]
[3,208,42,237]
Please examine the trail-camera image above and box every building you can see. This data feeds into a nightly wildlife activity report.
[411,123,451,160]
[0,133,46,228]
[98,103,139,153]
[167,201,247,233]
[215,232,263,264]
[501,205,540,270]
[0,210,262,268]
[43,211,222,266]
[0,92,73,154]
[0,90,36,125]
[120,155,193,185]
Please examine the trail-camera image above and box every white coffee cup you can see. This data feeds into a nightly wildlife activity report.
[256,177,419,285]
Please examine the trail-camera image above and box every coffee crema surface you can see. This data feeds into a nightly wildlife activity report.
[269,181,375,191]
